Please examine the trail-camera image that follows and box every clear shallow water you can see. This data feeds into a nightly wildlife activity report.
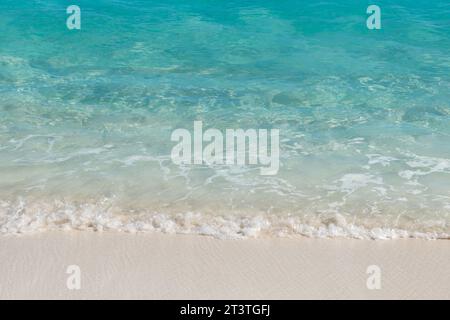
[0,0,449,239]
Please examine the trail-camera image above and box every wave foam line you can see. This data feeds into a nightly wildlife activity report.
[0,201,448,240]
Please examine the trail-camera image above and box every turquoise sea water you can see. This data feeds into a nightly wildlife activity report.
[0,1,449,238]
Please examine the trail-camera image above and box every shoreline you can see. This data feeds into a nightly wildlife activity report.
[0,231,449,299]
[1,203,448,240]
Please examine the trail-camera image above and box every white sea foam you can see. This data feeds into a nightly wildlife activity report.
[366,154,399,167]
[0,200,447,240]
[399,154,450,181]
[336,173,383,193]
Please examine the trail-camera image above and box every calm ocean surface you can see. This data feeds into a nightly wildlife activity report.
[0,1,449,238]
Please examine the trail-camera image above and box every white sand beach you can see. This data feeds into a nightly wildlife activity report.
[0,231,448,299]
